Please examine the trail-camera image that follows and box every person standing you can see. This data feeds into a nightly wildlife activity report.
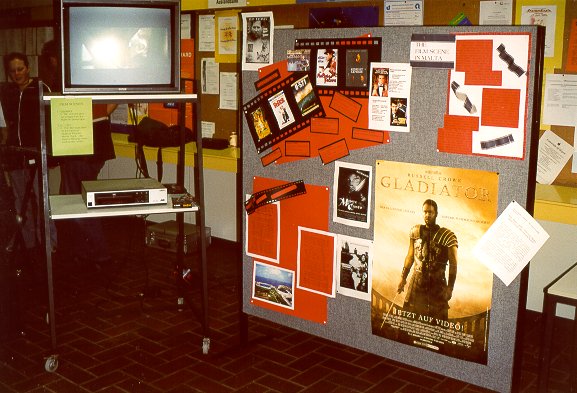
[397,199,458,320]
[1,52,57,260]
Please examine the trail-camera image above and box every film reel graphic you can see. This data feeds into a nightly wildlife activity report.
[244,73,325,154]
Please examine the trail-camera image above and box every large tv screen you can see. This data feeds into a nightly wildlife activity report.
[61,0,180,94]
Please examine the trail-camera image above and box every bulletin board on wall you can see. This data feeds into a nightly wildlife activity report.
[189,0,577,184]
[241,25,543,392]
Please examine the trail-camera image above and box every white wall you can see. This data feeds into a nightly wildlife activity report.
[527,219,577,319]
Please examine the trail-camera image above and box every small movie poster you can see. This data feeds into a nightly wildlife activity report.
[371,67,389,97]
[250,106,271,140]
[268,90,295,130]
[242,12,274,71]
[333,161,372,229]
[371,161,498,364]
[316,48,338,87]
[346,49,368,88]
[287,49,311,72]
[337,234,373,301]
[291,75,320,117]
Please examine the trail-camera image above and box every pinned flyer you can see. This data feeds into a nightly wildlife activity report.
[473,201,549,286]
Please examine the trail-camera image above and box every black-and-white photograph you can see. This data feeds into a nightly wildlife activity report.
[242,11,274,71]
[333,161,372,228]
[336,235,373,301]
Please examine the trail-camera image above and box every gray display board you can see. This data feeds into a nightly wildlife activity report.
[242,26,542,392]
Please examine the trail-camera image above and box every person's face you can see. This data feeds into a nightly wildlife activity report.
[348,173,361,191]
[391,103,398,113]
[422,203,437,227]
[326,52,333,61]
[251,21,262,37]
[8,58,30,89]
[377,74,386,85]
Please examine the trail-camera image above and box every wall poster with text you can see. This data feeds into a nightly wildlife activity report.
[371,161,498,364]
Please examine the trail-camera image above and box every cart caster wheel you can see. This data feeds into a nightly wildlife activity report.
[44,356,59,372]
[202,337,210,354]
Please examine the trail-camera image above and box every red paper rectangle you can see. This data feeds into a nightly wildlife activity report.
[261,148,282,167]
[310,117,340,134]
[481,88,520,128]
[318,138,349,165]
[250,177,330,324]
[285,141,311,157]
[246,202,279,262]
[437,114,478,155]
[456,39,502,86]
[329,91,362,121]
[297,228,335,297]
[352,127,385,143]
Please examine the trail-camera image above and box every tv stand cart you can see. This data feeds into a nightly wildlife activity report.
[37,86,210,372]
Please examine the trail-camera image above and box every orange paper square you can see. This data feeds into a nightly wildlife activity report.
[481,88,520,128]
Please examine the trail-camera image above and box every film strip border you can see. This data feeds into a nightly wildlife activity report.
[244,73,325,154]
[245,180,307,215]
[294,37,382,98]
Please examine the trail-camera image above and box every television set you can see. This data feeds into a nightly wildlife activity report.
[60,0,181,95]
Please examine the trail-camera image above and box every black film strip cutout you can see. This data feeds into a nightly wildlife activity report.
[451,81,477,114]
[244,73,324,154]
[496,44,525,77]
[480,134,514,150]
[245,180,307,215]
[294,37,381,97]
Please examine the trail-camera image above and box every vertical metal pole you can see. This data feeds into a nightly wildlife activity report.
[38,82,57,352]
[193,89,210,343]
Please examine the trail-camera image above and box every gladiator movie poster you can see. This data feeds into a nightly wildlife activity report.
[371,161,498,364]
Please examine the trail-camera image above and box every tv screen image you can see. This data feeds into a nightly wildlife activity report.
[61,0,180,94]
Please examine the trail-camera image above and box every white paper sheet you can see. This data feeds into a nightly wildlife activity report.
[537,130,573,184]
[180,13,191,39]
[201,121,216,139]
[219,72,238,110]
[201,58,219,95]
[368,62,412,133]
[198,15,215,52]
[479,0,513,25]
[520,5,557,57]
[473,201,549,286]
[542,73,577,126]
[384,0,423,26]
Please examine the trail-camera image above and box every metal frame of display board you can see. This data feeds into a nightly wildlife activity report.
[37,85,211,371]
[241,25,544,392]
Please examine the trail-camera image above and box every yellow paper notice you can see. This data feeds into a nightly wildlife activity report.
[51,97,93,156]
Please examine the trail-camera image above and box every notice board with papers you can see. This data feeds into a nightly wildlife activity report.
[241,25,544,392]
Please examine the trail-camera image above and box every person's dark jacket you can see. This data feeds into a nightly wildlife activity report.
[1,79,55,169]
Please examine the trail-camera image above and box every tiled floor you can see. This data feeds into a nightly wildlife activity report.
[0,216,574,393]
